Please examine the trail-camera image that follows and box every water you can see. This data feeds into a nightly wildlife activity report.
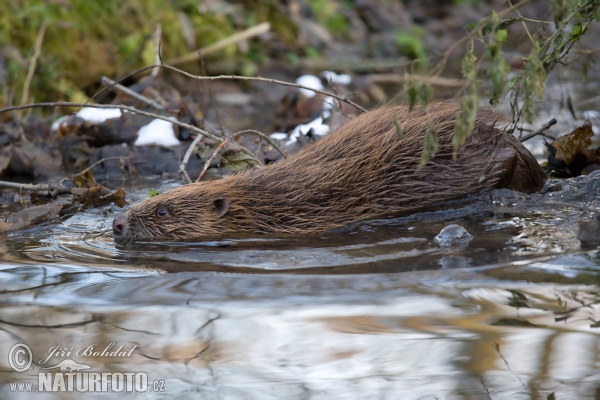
[0,174,599,399]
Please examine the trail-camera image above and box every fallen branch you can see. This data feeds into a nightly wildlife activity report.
[160,64,368,113]
[196,139,229,183]
[0,102,224,143]
[519,118,557,142]
[0,180,69,194]
[167,22,271,66]
[101,77,164,111]
[369,74,465,88]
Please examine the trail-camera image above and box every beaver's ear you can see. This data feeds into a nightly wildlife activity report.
[211,197,229,218]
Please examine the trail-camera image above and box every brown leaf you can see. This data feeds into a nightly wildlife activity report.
[71,169,96,188]
[551,121,594,165]
[78,184,126,210]
[0,203,64,232]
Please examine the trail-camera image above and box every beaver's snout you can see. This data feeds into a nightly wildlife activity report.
[112,213,128,242]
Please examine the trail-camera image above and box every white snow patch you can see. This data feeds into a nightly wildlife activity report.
[269,132,288,141]
[296,75,323,98]
[134,118,180,147]
[51,107,122,130]
[286,117,330,145]
[322,71,352,85]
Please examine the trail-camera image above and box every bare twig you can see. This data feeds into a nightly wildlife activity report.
[0,102,224,142]
[167,22,271,66]
[21,21,47,108]
[179,132,204,184]
[151,24,162,78]
[72,156,130,180]
[0,102,263,184]
[0,180,70,194]
[196,139,229,182]
[101,77,164,110]
[520,118,557,142]
[87,63,366,114]
[233,129,286,159]
[160,64,368,113]
[369,74,465,88]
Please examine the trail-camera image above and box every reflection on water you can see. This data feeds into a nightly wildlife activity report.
[0,263,599,399]
[0,177,599,398]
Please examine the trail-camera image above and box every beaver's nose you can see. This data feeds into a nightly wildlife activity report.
[112,213,128,238]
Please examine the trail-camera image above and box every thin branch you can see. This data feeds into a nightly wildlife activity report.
[179,132,203,184]
[72,156,130,179]
[21,21,47,107]
[233,129,286,159]
[196,139,229,182]
[520,118,557,142]
[0,180,69,194]
[87,63,366,114]
[0,102,224,142]
[151,23,162,78]
[160,64,367,113]
[101,77,164,110]
[167,22,271,66]
[368,73,465,88]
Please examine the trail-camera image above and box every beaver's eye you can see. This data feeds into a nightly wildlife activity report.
[157,208,168,218]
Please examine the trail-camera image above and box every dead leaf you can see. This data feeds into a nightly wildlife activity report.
[0,203,64,232]
[221,146,261,172]
[550,121,593,165]
[71,168,96,188]
[77,184,126,210]
[546,121,597,177]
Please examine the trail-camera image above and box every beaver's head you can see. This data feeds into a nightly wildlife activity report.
[112,184,230,244]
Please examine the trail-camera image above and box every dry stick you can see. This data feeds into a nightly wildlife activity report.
[369,73,465,88]
[167,22,271,66]
[179,132,203,184]
[0,181,69,194]
[101,77,164,111]
[151,24,162,78]
[233,129,286,159]
[87,64,366,114]
[160,64,368,113]
[195,139,229,183]
[0,102,224,142]
[72,156,130,180]
[519,118,557,142]
[21,21,47,108]
[0,102,262,182]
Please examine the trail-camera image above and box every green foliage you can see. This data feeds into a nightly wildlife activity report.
[149,189,159,197]
[307,0,349,35]
[394,27,427,64]
[454,52,478,153]
[0,0,295,108]
[418,122,438,169]
[406,78,433,112]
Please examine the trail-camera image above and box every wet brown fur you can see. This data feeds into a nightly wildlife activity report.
[113,103,547,243]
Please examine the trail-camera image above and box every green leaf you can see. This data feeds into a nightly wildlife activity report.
[571,22,582,39]
[418,122,438,169]
[394,113,404,139]
[495,29,508,43]
[149,189,159,197]
[454,93,478,153]
[407,85,417,112]
[418,82,433,108]
[461,52,477,81]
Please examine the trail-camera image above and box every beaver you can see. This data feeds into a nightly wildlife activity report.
[112,102,547,243]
